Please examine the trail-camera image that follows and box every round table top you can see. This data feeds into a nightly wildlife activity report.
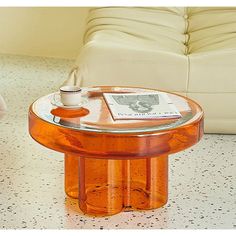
[29,86,204,159]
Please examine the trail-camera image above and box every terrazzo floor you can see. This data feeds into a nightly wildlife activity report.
[0,54,235,229]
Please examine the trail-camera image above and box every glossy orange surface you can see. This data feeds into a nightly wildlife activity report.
[29,86,204,216]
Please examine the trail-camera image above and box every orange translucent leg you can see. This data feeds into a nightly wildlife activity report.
[65,154,79,199]
[65,154,168,216]
[123,155,168,210]
[78,157,123,216]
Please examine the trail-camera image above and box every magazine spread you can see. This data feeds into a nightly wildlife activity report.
[103,92,182,120]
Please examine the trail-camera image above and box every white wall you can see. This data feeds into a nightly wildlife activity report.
[0,7,91,59]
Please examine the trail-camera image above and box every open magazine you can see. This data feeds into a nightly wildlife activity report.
[103,92,182,120]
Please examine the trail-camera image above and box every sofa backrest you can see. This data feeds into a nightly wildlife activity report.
[85,7,236,55]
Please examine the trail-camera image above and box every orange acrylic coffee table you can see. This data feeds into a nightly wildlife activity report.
[29,86,204,216]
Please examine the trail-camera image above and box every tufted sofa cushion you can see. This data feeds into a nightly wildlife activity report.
[188,7,236,53]
[66,7,236,133]
[85,7,188,55]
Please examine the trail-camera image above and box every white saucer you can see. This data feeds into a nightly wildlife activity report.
[51,93,88,109]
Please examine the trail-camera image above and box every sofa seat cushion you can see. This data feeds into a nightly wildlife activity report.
[76,40,188,92]
[188,50,236,93]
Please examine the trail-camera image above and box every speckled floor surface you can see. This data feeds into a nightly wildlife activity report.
[0,54,235,229]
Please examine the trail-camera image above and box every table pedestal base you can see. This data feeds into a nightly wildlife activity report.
[65,154,168,216]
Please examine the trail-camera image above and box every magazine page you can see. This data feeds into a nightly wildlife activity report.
[103,92,182,120]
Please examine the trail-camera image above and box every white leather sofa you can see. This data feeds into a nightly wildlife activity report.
[65,7,236,134]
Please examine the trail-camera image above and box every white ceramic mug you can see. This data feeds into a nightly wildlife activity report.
[59,86,82,106]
